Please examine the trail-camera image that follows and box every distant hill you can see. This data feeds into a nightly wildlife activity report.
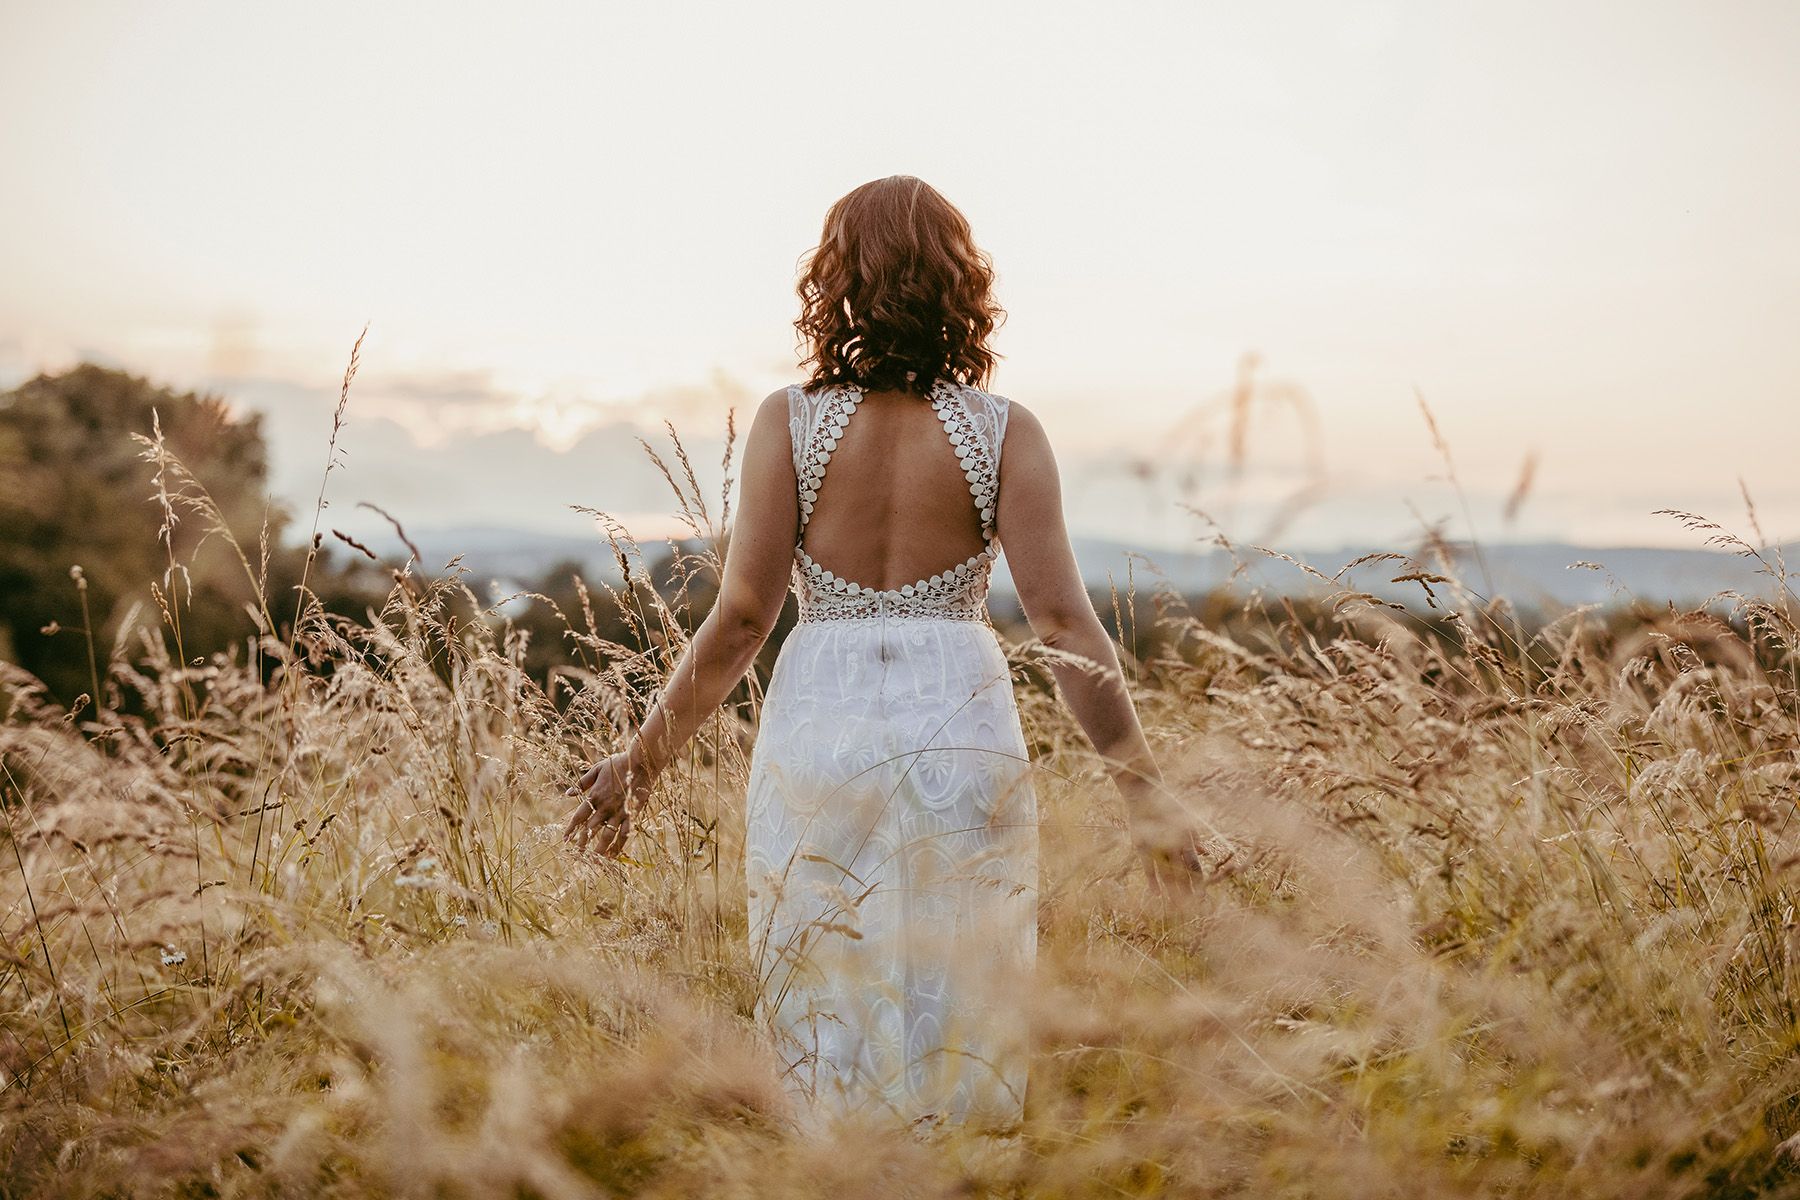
[1037,539,1796,610]
[354,523,1797,610]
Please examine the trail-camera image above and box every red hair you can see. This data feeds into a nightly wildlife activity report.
[794,176,1004,396]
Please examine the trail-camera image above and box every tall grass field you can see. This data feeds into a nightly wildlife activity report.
[5,351,1800,1198]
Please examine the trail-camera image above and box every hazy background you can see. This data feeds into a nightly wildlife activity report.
[3,0,1797,555]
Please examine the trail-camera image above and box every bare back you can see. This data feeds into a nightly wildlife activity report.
[800,388,990,591]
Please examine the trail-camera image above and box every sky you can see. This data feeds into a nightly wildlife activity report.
[2,1,1797,555]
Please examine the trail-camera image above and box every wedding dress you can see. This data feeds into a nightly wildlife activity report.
[744,377,1039,1129]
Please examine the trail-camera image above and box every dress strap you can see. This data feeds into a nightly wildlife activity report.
[786,383,833,479]
[930,381,1008,541]
[784,384,806,476]
[792,383,864,535]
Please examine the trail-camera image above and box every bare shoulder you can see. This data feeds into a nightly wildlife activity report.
[736,387,798,473]
[1001,395,1043,435]
[755,386,794,418]
[993,395,1066,542]
[747,387,796,436]
[997,397,1054,470]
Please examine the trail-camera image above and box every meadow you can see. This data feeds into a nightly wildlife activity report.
[4,354,1800,1198]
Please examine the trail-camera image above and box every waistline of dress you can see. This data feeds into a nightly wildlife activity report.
[791,605,993,627]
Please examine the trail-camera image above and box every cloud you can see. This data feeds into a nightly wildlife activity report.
[269,364,763,455]
[219,371,741,542]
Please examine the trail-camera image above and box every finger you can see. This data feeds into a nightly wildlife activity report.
[600,817,630,858]
[566,761,603,797]
[563,797,597,838]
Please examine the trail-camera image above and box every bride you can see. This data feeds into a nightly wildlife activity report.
[564,175,1190,1131]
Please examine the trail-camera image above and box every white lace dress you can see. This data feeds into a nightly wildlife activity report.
[744,378,1038,1129]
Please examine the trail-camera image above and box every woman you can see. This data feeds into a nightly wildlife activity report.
[564,175,1185,1131]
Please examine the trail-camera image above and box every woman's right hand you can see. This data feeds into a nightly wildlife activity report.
[562,750,653,858]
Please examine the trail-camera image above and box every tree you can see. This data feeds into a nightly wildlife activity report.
[0,364,290,704]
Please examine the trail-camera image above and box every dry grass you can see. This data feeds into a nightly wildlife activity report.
[4,361,1800,1198]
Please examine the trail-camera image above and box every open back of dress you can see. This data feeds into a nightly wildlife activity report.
[744,377,1039,1129]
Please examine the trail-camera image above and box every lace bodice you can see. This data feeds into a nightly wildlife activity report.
[786,378,1011,623]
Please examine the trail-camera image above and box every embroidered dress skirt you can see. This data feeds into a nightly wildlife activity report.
[744,614,1039,1127]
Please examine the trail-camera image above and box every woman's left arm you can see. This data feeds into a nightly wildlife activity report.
[563,390,798,854]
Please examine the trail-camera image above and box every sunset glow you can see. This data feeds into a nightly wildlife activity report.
[3,1,1796,549]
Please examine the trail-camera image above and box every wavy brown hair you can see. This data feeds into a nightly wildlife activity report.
[795,175,1004,396]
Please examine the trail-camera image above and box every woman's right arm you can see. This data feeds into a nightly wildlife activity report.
[996,402,1195,882]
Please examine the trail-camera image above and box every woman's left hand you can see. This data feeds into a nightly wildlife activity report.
[562,751,652,857]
